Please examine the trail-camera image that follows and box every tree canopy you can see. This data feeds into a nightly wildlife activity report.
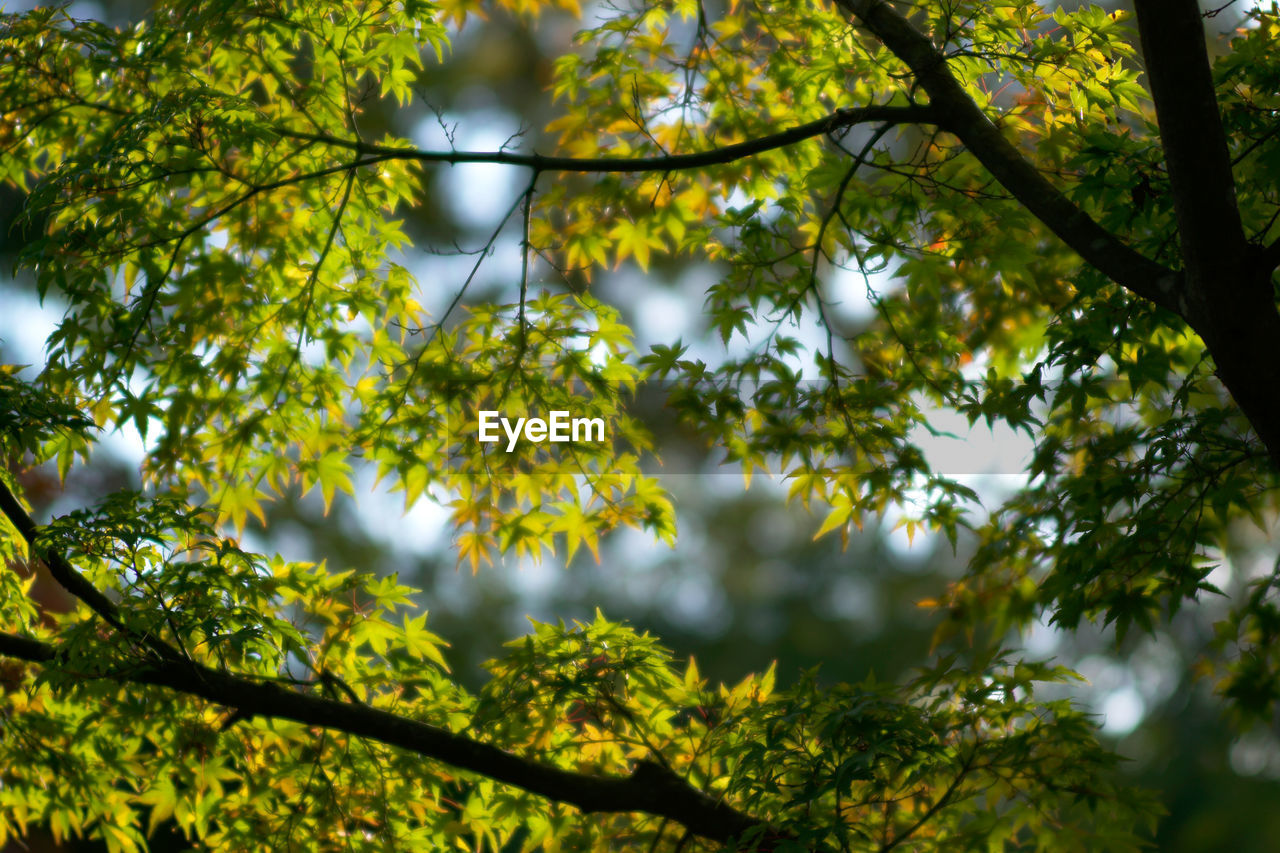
[1,0,1279,849]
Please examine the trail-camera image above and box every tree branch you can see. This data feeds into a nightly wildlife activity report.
[0,628,761,842]
[0,630,55,665]
[278,103,937,174]
[1264,236,1280,273]
[1132,0,1249,280]
[1128,0,1280,469]
[0,479,123,630]
[0,484,764,844]
[0,481,196,666]
[833,0,1184,316]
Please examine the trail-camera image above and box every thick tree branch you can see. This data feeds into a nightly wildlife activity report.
[279,103,936,173]
[0,629,761,842]
[1132,0,1248,277]
[0,630,55,665]
[833,0,1184,316]
[1264,237,1280,273]
[0,486,763,844]
[0,479,123,629]
[1129,0,1280,469]
[0,482,195,665]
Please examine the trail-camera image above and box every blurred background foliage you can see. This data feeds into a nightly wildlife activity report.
[3,0,1280,850]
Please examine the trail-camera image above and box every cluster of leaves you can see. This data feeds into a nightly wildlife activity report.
[362,290,672,569]
[0,0,673,564]
[1,375,1154,849]
[0,486,1158,851]
[0,363,96,466]
[0,487,467,850]
[535,0,1280,652]
[478,619,1161,851]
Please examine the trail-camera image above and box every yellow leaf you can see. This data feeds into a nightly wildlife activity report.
[813,501,852,541]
